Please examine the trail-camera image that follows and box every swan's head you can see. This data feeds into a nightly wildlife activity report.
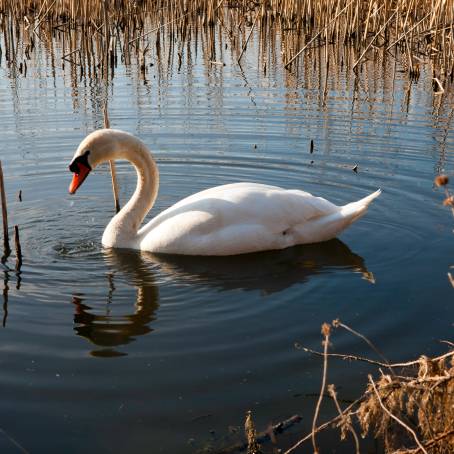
[68,129,128,194]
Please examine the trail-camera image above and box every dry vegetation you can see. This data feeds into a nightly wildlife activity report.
[0,0,453,88]
[241,321,454,454]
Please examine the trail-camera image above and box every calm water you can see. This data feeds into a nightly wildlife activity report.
[0,27,453,454]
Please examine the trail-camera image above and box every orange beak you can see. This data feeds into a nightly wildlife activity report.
[69,162,91,194]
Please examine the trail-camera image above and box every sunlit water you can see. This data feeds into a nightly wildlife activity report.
[0,29,453,454]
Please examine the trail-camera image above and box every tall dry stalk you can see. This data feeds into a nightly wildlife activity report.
[0,0,452,83]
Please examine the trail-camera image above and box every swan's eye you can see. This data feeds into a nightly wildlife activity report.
[69,151,92,174]
[69,161,80,173]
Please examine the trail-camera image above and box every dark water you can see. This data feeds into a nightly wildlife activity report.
[0,28,453,454]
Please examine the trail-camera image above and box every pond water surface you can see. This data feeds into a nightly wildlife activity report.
[0,26,453,454]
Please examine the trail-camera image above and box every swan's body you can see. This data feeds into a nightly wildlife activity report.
[69,129,381,256]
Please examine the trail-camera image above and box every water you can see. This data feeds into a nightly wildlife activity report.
[0,28,453,454]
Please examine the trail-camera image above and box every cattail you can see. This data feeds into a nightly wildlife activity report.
[321,322,331,337]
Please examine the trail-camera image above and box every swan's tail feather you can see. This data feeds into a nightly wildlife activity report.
[340,188,381,220]
[355,188,382,207]
[292,189,381,243]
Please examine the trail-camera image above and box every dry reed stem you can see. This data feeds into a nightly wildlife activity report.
[1,0,453,94]
[302,345,454,369]
[448,272,454,288]
[0,161,10,258]
[407,429,454,453]
[333,319,393,373]
[103,104,120,214]
[433,77,445,94]
[302,346,393,368]
[386,12,431,51]
[311,323,331,454]
[0,428,29,454]
[328,384,360,454]
[284,0,355,69]
[283,396,366,454]
[353,10,397,70]
[237,10,258,63]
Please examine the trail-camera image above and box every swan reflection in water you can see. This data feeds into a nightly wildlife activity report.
[71,239,374,356]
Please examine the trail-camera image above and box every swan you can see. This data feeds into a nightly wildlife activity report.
[68,129,381,256]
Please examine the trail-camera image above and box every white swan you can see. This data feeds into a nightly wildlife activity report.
[68,129,381,256]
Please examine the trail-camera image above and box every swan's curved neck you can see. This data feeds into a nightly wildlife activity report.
[102,136,159,248]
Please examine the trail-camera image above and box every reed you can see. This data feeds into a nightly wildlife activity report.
[0,0,452,87]
[0,161,10,259]
[103,104,120,214]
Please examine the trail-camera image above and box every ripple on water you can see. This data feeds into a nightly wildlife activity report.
[0,32,453,454]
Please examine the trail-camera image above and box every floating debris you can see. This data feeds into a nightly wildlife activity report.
[435,175,449,187]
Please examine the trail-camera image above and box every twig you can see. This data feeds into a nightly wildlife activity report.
[386,12,431,51]
[328,384,360,454]
[303,347,392,367]
[0,161,10,258]
[128,6,197,45]
[332,319,393,373]
[447,272,454,287]
[433,77,445,94]
[439,340,454,348]
[312,323,331,454]
[404,428,454,453]
[33,0,57,32]
[0,428,30,453]
[284,396,365,454]
[62,48,81,65]
[238,12,259,63]
[284,0,355,69]
[368,375,428,454]
[302,346,454,369]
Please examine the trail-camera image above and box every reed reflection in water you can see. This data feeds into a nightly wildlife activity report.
[70,239,373,357]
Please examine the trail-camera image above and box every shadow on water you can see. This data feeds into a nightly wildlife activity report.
[70,239,372,357]
[149,238,374,294]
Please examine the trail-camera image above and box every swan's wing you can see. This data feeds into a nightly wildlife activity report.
[137,183,340,254]
[139,183,338,234]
